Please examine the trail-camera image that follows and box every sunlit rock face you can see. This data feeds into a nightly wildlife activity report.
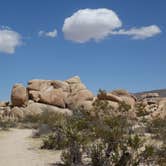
[11,84,28,107]
[0,76,165,121]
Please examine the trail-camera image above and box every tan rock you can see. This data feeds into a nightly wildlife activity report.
[141,93,159,99]
[74,89,93,101]
[120,96,136,108]
[24,103,72,116]
[158,98,166,111]
[39,88,66,108]
[107,100,119,110]
[98,92,122,103]
[65,76,81,84]
[151,110,166,119]
[28,90,40,102]
[11,84,28,107]
[27,79,52,91]
[67,90,93,110]
[65,76,94,110]
[51,80,69,92]
[70,83,86,94]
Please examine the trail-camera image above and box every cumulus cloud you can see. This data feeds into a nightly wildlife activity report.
[63,8,122,43]
[112,25,161,39]
[0,27,22,54]
[38,29,57,38]
[62,8,161,43]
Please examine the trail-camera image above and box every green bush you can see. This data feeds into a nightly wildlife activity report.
[41,127,67,150]
[87,142,110,166]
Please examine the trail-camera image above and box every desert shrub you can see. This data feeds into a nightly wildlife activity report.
[41,109,92,151]
[37,111,66,127]
[147,117,166,143]
[22,114,40,123]
[41,125,67,150]
[23,111,66,127]
[146,117,166,165]
[59,98,137,165]
[87,142,110,166]
[128,134,142,150]
[60,110,94,165]
[97,89,107,98]
[55,90,157,165]
[118,101,131,113]
[61,144,82,166]
[135,102,148,117]
[22,110,68,132]
[155,146,166,166]
[0,119,16,130]
[38,112,70,149]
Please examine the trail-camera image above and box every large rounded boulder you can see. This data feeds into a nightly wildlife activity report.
[11,84,28,107]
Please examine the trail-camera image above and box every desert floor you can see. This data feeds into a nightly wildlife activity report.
[0,128,61,166]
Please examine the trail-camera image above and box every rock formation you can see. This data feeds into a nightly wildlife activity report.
[11,84,28,107]
[0,76,165,121]
[27,76,93,110]
[97,89,136,110]
[0,76,94,120]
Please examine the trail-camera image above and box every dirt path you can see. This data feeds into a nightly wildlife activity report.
[0,128,61,166]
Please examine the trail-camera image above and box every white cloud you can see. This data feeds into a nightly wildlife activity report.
[112,25,161,39]
[38,29,57,38]
[63,8,122,43]
[0,27,22,54]
[62,8,161,43]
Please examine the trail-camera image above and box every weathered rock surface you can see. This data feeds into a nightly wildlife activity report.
[0,76,165,122]
[27,79,52,91]
[158,98,166,111]
[11,84,28,107]
[39,89,66,108]
[97,89,136,110]
[26,76,93,110]
[65,76,94,110]
[151,98,166,119]
[111,89,136,107]
[98,92,122,103]
[28,90,40,102]
[140,93,159,104]
[24,103,72,116]
[51,80,69,92]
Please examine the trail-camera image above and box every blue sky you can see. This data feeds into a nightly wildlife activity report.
[0,0,165,101]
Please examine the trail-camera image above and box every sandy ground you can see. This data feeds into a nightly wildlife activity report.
[0,128,61,166]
